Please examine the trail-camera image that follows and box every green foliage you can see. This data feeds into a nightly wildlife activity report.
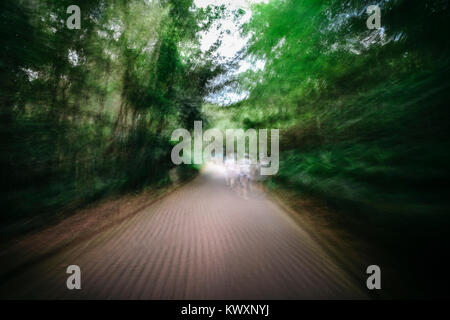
[0,0,223,231]
[231,0,450,217]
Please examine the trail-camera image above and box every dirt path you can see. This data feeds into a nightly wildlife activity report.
[0,164,368,299]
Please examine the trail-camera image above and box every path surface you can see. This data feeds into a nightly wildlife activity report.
[0,164,367,299]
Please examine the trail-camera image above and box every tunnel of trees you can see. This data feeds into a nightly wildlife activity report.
[1,0,450,298]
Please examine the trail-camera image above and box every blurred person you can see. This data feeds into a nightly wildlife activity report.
[249,161,261,192]
[238,154,251,199]
[225,154,238,188]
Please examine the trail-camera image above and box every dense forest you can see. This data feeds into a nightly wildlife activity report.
[1,0,450,298]
[222,0,450,217]
[0,0,229,231]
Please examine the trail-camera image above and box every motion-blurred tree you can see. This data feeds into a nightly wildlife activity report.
[0,0,226,231]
